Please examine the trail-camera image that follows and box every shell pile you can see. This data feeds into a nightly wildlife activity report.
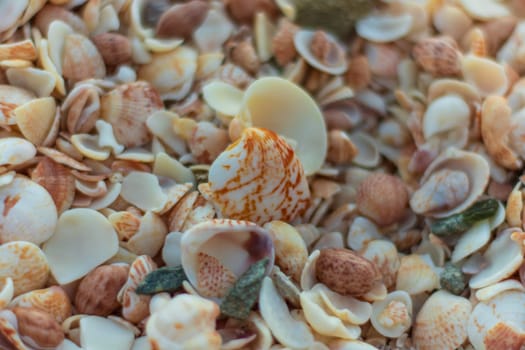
[1,0,525,349]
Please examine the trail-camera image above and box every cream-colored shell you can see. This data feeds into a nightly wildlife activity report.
[361,240,400,289]
[370,290,412,338]
[395,254,440,295]
[293,30,348,75]
[0,277,13,309]
[0,137,37,166]
[10,286,71,323]
[475,280,525,302]
[458,0,511,20]
[180,219,274,301]
[409,147,490,218]
[208,127,310,225]
[413,290,471,350]
[356,10,413,43]
[80,316,135,350]
[146,294,221,350]
[469,229,524,289]
[346,217,383,252]
[0,176,57,244]
[461,55,509,97]
[237,77,327,175]
[423,94,470,141]
[202,81,243,118]
[468,290,525,350]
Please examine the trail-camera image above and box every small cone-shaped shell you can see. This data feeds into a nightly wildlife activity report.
[0,241,49,296]
[180,219,274,301]
[10,286,71,323]
[209,127,310,225]
[413,290,472,350]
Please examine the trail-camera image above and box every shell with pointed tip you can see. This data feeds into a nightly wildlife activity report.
[101,81,163,147]
[409,147,490,218]
[180,219,274,301]
[0,176,57,244]
[208,127,310,225]
[371,290,412,338]
[413,290,471,350]
[468,290,525,350]
[9,286,71,323]
[237,77,327,175]
[0,241,49,296]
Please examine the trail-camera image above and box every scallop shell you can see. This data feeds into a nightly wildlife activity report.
[0,175,57,244]
[237,77,327,175]
[413,290,471,350]
[180,219,274,301]
[395,254,440,295]
[62,33,106,83]
[6,67,56,98]
[10,286,71,323]
[469,229,524,289]
[0,309,27,350]
[0,241,49,296]
[208,127,310,225]
[293,30,347,75]
[101,81,163,147]
[43,208,119,284]
[409,147,490,218]
[468,290,525,350]
[370,290,412,338]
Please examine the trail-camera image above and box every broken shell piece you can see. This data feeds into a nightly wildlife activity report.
[413,37,462,77]
[80,316,135,350]
[71,134,110,161]
[208,127,310,225]
[62,33,106,83]
[162,232,183,267]
[422,95,470,141]
[118,211,168,257]
[0,137,36,166]
[13,97,56,145]
[361,240,400,289]
[458,0,511,20]
[0,84,35,125]
[468,290,525,350]
[202,81,243,118]
[0,176,57,244]
[146,294,221,350]
[350,132,380,168]
[462,55,509,97]
[10,286,71,323]
[120,172,167,212]
[193,6,234,53]
[409,148,490,218]
[146,111,187,156]
[6,67,56,98]
[346,216,383,252]
[475,279,525,302]
[0,277,13,309]
[0,241,49,297]
[180,219,274,300]
[43,208,119,284]
[469,229,524,289]
[395,254,440,295]
[316,283,372,325]
[294,30,347,75]
[238,77,327,175]
[413,290,471,350]
[370,290,412,338]
[356,10,413,43]
[188,121,230,164]
[259,277,315,349]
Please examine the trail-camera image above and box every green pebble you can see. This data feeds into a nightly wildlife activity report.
[135,265,187,295]
[440,263,466,295]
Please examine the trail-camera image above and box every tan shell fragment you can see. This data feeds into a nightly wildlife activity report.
[395,254,440,295]
[0,40,37,62]
[146,294,221,350]
[0,84,35,125]
[10,286,71,323]
[62,33,106,83]
[0,241,49,296]
[13,97,56,145]
[361,240,400,289]
[120,211,168,257]
[413,290,471,350]
[462,55,509,97]
[412,37,462,77]
[101,81,163,147]
[371,290,412,339]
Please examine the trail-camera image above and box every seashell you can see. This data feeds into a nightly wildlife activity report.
[413,290,471,350]
[0,175,57,244]
[461,54,509,97]
[181,219,274,300]
[202,81,243,118]
[350,132,380,168]
[433,5,473,41]
[427,78,481,106]
[409,147,490,218]
[395,254,440,295]
[468,290,525,350]
[370,290,412,338]
[162,231,183,267]
[120,211,167,257]
[6,67,56,98]
[294,29,347,75]
[38,37,66,96]
[147,294,221,350]
[70,134,110,161]
[326,130,358,165]
[0,2,28,33]
[208,127,310,225]
[0,309,27,350]
[0,137,36,166]
[356,10,413,43]
[101,81,163,147]
[458,0,511,20]
[80,316,135,350]
[168,190,199,232]
[153,152,195,186]
[10,286,71,323]
[260,276,315,349]
[238,77,327,175]
[137,46,197,101]
[188,121,230,164]
[91,33,132,67]
[361,240,400,289]
[61,82,101,134]
[33,4,88,35]
[0,84,35,125]
[346,216,383,252]
[13,96,56,145]
[43,208,119,284]
[0,241,49,296]
[0,40,36,62]
[312,232,345,251]
[423,94,470,142]
[469,229,524,289]
[475,279,525,302]
[193,5,234,53]
[264,221,308,282]
[498,22,525,74]
[62,33,106,83]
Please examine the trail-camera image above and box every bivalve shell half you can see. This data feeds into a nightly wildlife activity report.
[10,286,71,323]
[43,208,119,284]
[370,290,412,338]
[409,147,490,218]
[0,137,36,166]
[62,33,106,83]
[0,241,49,296]
[0,176,57,244]
[395,254,440,295]
[0,84,35,125]
[413,290,471,350]
[208,127,310,225]
[294,30,348,75]
[180,219,274,301]
[237,77,327,176]
[356,10,413,43]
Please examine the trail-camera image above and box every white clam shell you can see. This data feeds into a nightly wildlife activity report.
[121,211,168,257]
[0,176,57,244]
[238,77,327,175]
[361,240,400,289]
[413,290,471,350]
[193,6,233,53]
[356,11,413,43]
[162,232,183,267]
[461,55,509,97]
[315,283,372,325]
[395,254,440,295]
[180,219,274,300]
[259,276,315,349]
[146,111,187,156]
[0,137,36,166]
[468,290,525,350]
[208,127,310,225]
[301,249,321,291]
[80,316,135,350]
[350,132,381,168]
[423,95,470,140]
[43,208,119,284]
[146,294,221,350]
[475,280,525,302]
[121,171,167,212]
[371,290,412,338]
[346,216,383,251]
[202,81,243,117]
[469,229,524,289]
[294,30,348,75]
